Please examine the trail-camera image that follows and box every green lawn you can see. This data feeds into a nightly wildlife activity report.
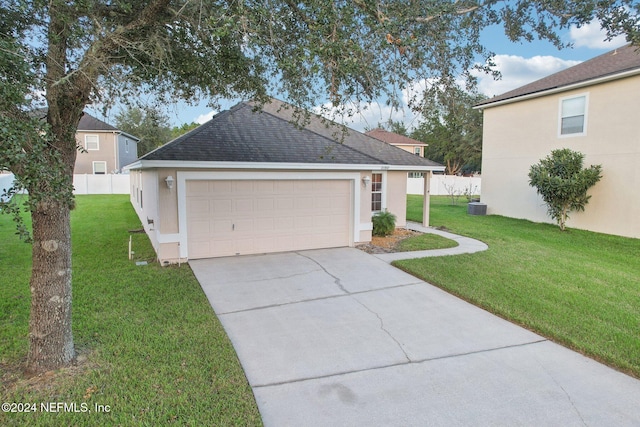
[398,195,640,378]
[0,195,262,426]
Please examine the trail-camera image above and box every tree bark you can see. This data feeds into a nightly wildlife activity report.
[26,197,75,374]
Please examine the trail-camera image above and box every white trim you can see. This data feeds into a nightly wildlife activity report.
[124,160,444,173]
[175,171,361,259]
[85,134,99,151]
[359,222,373,231]
[558,93,589,138]
[157,233,180,244]
[475,68,640,110]
[92,161,107,174]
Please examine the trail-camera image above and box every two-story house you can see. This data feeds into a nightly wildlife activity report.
[476,44,640,239]
[75,113,139,174]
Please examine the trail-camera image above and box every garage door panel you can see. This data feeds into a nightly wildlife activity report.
[188,198,211,215]
[188,181,211,195]
[234,199,254,215]
[212,219,233,234]
[187,179,352,258]
[256,217,275,231]
[189,219,211,235]
[211,199,232,214]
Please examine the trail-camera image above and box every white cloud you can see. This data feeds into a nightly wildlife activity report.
[569,22,627,49]
[474,55,581,97]
[194,110,217,124]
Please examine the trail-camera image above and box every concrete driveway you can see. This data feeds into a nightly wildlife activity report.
[190,248,640,426]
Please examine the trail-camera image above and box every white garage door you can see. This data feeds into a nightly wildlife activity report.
[186,179,352,258]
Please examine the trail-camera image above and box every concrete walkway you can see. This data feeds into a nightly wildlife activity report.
[190,246,640,426]
[374,221,488,263]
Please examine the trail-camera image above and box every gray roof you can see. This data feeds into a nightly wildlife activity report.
[477,44,640,107]
[141,99,442,168]
[77,113,119,131]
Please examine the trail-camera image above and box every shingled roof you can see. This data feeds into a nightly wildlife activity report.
[139,99,443,169]
[365,128,428,146]
[77,113,119,131]
[477,44,640,108]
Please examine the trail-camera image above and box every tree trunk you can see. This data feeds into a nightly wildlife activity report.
[26,196,75,374]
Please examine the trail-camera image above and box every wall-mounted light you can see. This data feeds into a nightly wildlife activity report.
[165,175,174,189]
[362,176,371,187]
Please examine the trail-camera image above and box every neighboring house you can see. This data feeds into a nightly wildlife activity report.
[365,128,429,157]
[476,44,640,239]
[126,99,444,264]
[75,113,139,175]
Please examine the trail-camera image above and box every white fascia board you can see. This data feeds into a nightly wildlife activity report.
[125,160,445,172]
[475,68,640,110]
[117,131,141,142]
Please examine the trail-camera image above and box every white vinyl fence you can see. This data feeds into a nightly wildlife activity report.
[408,175,481,196]
[73,174,130,194]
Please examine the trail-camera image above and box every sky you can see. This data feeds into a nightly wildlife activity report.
[90,20,628,133]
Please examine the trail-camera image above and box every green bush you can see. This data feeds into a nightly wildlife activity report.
[372,210,396,236]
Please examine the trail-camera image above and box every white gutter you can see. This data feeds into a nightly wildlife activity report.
[475,68,640,110]
[124,160,445,172]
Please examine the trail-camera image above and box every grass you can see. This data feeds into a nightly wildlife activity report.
[397,195,640,378]
[395,233,458,252]
[0,195,262,426]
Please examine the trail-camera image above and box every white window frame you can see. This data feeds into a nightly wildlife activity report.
[558,93,588,137]
[85,134,100,150]
[125,139,129,153]
[92,161,107,175]
[371,172,383,213]
[413,147,421,156]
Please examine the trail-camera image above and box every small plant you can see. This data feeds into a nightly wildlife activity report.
[463,183,479,202]
[442,180,463,205]
[372,210,396,236]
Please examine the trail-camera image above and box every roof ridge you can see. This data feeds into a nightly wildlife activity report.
[243,101,385,164]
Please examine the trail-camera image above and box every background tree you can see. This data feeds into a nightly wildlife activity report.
[411,87,486,174]
[115,106,173,156]
[528,148,603,231]
[171,122,201,140]
[0,0,638,375]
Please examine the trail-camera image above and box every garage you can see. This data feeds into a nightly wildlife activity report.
[186,179,352,258]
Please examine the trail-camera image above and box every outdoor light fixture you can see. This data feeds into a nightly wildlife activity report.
[165,175,174,189]
[362,176,371,187]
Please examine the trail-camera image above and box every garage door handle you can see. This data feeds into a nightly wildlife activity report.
[232,224,235,231]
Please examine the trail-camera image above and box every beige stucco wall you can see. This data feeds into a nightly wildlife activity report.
[385,171,408,227]
[130,167,416,263]
[394,144,424,156]
[481,75,640,239]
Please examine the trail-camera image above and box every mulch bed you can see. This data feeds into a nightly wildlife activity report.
[356,228,422,254]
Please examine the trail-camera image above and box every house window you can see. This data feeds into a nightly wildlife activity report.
[414,147,421,156]
[408,172,424,178]
[560,94,588,136]
[125,139,129,153]
[85,135,99,150]
[93,161,107,175]
[371,173,383,212]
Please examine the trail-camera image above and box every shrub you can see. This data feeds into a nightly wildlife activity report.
[372,210,396,236]
[528,148,602,231]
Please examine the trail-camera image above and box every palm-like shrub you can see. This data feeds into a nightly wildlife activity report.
[372,210,397,236]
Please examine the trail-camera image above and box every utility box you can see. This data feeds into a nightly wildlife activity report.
[467,202,487,216]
